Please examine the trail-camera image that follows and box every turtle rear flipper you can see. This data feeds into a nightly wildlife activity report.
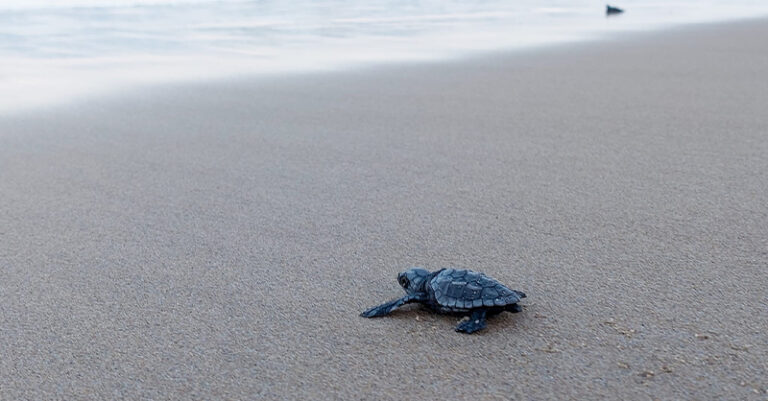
[506,303,522,313]
[456,309,487,334]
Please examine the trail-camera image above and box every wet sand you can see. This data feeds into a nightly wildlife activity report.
[1,19,767,400]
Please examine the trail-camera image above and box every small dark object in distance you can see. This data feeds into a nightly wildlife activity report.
[360,267,526,334]
[606,5,624,15]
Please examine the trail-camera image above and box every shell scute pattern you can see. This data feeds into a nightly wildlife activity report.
[430,269,521,310]
[463,284,482,299]
[447,282,467,298]
[482,287,499,298]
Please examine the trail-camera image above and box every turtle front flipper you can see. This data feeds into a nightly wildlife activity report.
[360,294,423,318]
[455,309,487,334]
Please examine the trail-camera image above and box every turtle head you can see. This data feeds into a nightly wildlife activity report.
[397,268,430,295]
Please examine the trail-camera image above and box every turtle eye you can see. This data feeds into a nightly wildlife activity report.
[400,277,409,287]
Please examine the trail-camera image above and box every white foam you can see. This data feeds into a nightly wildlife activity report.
[1,0,768,114]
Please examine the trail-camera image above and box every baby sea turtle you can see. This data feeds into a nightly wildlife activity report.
[360,267,526,334]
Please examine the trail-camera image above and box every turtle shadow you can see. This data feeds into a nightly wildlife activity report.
[383,304,529,335]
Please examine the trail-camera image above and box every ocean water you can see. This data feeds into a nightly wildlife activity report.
[1,0,767,112]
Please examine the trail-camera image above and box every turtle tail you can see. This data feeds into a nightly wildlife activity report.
[514,290,527,299]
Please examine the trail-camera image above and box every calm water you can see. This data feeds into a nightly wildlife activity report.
[1,0,767,112]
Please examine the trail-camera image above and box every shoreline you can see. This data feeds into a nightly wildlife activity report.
[2,17,767,400]
[3,15,768,117]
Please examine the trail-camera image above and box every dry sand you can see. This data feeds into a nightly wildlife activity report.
[1,19,767,400]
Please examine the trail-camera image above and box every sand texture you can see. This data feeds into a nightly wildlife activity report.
[1,19,767,400]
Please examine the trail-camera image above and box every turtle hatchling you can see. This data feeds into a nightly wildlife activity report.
[360,267,526,334]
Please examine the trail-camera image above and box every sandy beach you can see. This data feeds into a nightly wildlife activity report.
[1,18,767,400]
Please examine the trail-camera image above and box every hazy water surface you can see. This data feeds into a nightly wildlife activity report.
[1,0,767,112]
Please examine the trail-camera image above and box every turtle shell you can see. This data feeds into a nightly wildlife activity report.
[429,268,523,310]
